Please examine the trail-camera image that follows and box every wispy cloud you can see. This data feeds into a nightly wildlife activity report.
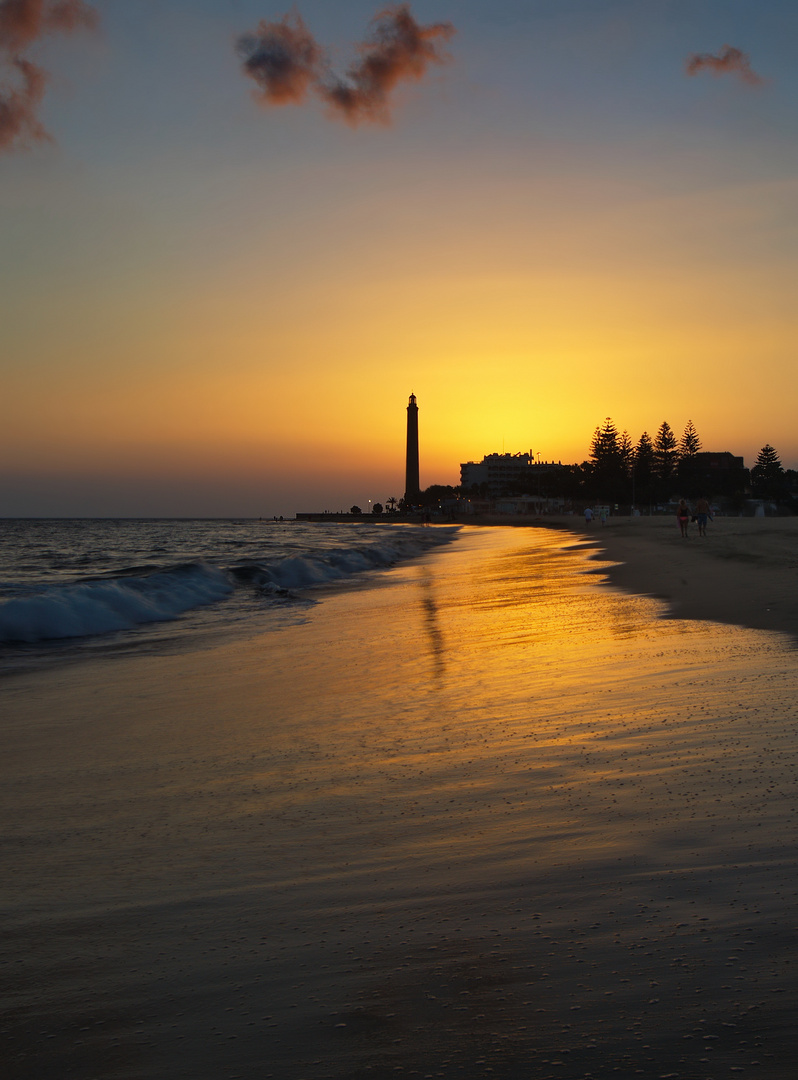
[0,0,99,152]
[236,4,455,127]
[685,44,764,87]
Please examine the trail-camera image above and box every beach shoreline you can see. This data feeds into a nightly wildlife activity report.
[444,514,798,642]
[304,510,798,642]
[554,514,798,642]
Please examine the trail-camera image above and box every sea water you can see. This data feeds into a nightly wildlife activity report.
[0,518,458,672]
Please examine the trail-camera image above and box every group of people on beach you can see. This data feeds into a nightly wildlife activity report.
[676,496,712,538]
[583,498,712,538]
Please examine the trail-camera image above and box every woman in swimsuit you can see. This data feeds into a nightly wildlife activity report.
[676,499,690,538]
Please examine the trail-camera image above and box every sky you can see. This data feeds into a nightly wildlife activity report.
[1,0,796,517]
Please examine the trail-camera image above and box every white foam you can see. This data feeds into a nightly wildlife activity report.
[0,526,459,645]
[0,564,233,643]
[248,528,457,591]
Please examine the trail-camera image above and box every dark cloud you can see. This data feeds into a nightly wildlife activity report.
[0,55,48,149]
[319,4,455,125]
[235,11,322,105]
[0,0,97,54]
[237,4,455,126]
[685,44,764,87]
[0,0,98,152]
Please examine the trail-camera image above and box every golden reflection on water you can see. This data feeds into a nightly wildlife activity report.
[409,526,702,708]
[418,567,446,683]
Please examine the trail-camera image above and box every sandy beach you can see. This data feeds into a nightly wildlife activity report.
[574,514,798,642]
[2,524,797,1079]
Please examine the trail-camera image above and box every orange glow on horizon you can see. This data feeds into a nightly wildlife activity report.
[3,152,797,513]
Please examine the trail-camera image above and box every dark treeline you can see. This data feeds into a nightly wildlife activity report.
[582,418,796,509]
[403,419,797,515]
[583,417,721,507]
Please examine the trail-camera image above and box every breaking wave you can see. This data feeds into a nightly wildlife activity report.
[0,527,457,644]
[0,563,234,644]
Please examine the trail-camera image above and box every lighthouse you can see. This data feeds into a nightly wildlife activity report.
[404,393,420,504]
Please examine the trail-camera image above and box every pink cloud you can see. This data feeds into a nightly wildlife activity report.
[0,55,48,149]
[236,11,323,105]
[0,0,99,152]
[685,44,764,87]
[237,4,455,127]
[319,4,455,126]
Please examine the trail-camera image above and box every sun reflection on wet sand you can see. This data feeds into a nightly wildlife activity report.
[1,526,796,1078]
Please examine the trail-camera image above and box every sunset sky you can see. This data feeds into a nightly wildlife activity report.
[2,0,796,517]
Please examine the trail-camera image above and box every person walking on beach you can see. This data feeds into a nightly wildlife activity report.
[584,507,593,527]
[695,495,711,537]
[676,499,690,538]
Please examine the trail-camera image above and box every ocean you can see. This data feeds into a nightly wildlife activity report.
[0,518,458,673]
[2,523,796,1079]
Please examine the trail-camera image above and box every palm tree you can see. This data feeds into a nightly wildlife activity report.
[386,496,399,513]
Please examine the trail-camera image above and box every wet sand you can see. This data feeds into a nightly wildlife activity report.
[549,513,798,641]
[2,526,797,1079]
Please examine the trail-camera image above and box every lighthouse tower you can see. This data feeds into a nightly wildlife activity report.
[404,393,420,504]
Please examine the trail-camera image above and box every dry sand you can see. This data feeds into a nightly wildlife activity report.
[1,525,797,1079]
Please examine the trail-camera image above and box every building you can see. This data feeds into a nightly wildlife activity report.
[684,452,749,497]
[460,452,563,498]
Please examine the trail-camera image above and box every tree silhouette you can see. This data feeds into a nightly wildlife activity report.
[633,431,656,506]
[590,418,627,502]
[678,420,702,494]
[590,418,619,467]
[751,444,784,500]
[618,430,634,473]
[680,420,701,458]
[417,484,459,507]
[653,422,679,494]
